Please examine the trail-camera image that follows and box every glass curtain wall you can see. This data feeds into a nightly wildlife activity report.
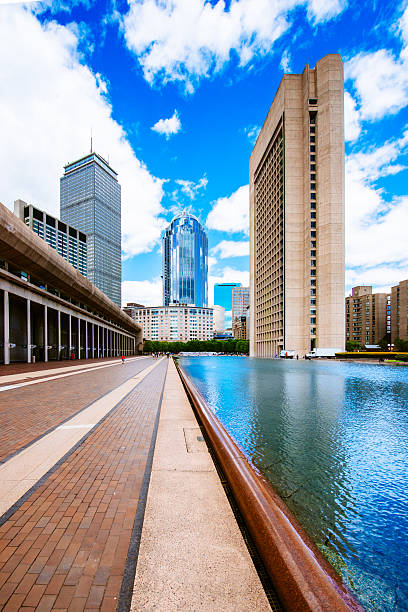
[162,212,208,307]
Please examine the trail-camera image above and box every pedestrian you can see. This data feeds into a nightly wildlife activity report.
[121,354,125,364]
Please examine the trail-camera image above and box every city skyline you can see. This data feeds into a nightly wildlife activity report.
[1,1,407,308]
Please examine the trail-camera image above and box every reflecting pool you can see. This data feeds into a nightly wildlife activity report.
[179,356,408,611]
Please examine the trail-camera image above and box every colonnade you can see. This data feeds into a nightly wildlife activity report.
[1,284,138,365]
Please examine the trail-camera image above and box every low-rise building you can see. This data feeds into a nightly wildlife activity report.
[390,279,408,342]
[345,286,389,346]
[14,200,88,277]
[125,304,214,342]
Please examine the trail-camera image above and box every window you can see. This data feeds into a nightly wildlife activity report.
[309,98,317,105]
[310,146,315,153]
[311,202,316,210]
[311,250,316,257]
[311,212,316,219]
[311,222,316,228]
[310,155,316,162]
[311,230,316,238]
[310,164,316,171]
[310,135,315,143]
[310,173,316,181]
[310,183,316,191]
[311,193,316,200]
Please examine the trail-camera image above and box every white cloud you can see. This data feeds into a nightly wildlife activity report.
[345,130,408,278]
[122,278,162,307]
[0,6,165,260]
[346,264,408,296]
[175,175,208,199]
[280,49,291,72]
[306,0,346,23]
[207,185,249,234]
[345,48,408,121]
[244,124,260,145]
[151,109,181,138]
[344,90,361,142]
[211,240,249,258]
[209,266,249,305]
[122,0,347,92]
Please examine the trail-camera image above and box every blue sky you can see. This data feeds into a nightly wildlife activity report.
[1,0,408,306]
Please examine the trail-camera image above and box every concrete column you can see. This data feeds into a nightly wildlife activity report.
[97,325,100,358]
[44,305,48,363]
[27,298,31,363]
[85,321,88,360]
[69,314,72,357]
[57,309,61,361]
[4,290,10,365]
[78,317,81,360]
[102,327,105,358]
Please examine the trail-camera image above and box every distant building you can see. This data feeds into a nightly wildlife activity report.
[232,316,248,340]
[126,304,213,342]
[250,54,345,357]
[162,211,208,307]
[60,152,121,307]
[214,283,241,326]
[14,200,87,277]
[390,279,408,342]
[345,286,389,346]
[232,286,249,321]
[213,305,225,333]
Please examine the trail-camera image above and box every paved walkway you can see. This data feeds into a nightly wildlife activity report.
[0,358,273,611]
[0,358,151,464]
[0,359,167,611]
[131,360,270,611]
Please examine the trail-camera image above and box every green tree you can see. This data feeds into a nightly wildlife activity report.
[346,340,361,352]
[394,337,408,352]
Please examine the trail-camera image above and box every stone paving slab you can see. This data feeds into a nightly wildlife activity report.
[0,358,126,379]
[0,359,168,611]
[131,359,270,611]
[0,358,154,464]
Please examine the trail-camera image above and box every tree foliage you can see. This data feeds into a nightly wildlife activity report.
[394,337,408,352]
[142,338,249,354]
[346,340,362,352]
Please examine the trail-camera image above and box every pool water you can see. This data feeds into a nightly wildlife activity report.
[179,356,408,611]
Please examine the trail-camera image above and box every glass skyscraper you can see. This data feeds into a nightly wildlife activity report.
[162,211,208,307]
[60,153,121,306]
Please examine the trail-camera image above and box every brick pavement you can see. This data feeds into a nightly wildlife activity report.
[0,359,123,379]
[0,359,167,611]
[0,359,154,464]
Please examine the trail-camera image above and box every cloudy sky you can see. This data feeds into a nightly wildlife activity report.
[1,0,407,306]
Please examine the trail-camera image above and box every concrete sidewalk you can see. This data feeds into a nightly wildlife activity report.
[131,359,270,611]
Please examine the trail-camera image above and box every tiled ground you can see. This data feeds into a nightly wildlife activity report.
[0,358,154,464]
[0,358,122,379]
[0,359,167,611]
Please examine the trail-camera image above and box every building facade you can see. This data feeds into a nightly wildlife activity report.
[14,200,87,277]
[60,153,121,306]
[391,279,408,342]
[345,286,389,347]
[214,282,241,328]
[126,304,213,342]
[162,212,208,307]
[0,202,141,364]
[250,54,345,357]
[232,314,248,340]
[232,286,250,321]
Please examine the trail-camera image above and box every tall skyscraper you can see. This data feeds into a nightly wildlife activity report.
[162,211,208,307]
[232,286,250,322]
[250,54,345,357]
[60,152,121,306]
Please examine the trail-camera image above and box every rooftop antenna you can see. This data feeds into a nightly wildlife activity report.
[90,128,93,154]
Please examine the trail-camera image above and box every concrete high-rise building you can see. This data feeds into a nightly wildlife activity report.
[14,200,88,278]
[232,286,250,322]
[390,279,408,342]
[162,211,208,307]
[213,305,225,333]
[60,153,121,306]
[249,54,345,357]
[345,286,389,347]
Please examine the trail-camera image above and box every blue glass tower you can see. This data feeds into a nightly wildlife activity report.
[162,212,208,307]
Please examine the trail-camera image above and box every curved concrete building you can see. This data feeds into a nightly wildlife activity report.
[0,202,142,364]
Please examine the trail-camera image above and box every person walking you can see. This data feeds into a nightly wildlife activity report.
[121,355,125,364]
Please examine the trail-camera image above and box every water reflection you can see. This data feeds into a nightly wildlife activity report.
[180,357,408,611]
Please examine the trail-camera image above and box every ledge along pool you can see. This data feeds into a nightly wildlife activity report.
[179,356,408,611]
